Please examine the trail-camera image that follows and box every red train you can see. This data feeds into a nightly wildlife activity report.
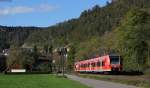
[74,55,122,73]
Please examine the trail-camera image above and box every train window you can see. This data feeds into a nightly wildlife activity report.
[81,64,83,68]
[83,64,85,67]
[91,63,93,67]
[83,64,87,67]
[97,61,101,66]
[88,63,90,67]
[93,63,95,67]
[102,61,105,66]
[84,64,86,67]
[91,63,95,67]
[85,64,87,67]
[110,56,120,64]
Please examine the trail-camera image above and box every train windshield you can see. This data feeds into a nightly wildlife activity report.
[110,56,120,64]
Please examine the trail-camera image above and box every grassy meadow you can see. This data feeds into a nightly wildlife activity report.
[0,74,89,88]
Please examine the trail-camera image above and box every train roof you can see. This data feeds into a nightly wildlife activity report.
[109,54,120,57]
[75,55,110,64]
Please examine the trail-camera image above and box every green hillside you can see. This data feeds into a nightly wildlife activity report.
[26,0,150,46]
[0,26,44,51]
[25,0,150,71]
[1,0,150,72]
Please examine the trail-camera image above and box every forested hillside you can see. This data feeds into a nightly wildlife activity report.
[102,8,150,71]
[1,0,150,72]
[0,26,44,51]
[25,0,150,71]
[26,0,149,45]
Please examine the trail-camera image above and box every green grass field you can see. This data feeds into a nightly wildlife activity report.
[0,74,89,88]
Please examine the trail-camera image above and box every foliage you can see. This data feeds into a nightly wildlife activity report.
[26,0,150,47]
[1,0,150,72]
[32,45,39,63]
[7,46,52,71]
[7,47,26,69]
[36,63,50,72]
[67,45,76,71]
[0,26,43,50]
[76,36,101,60]
[105,8,150,71]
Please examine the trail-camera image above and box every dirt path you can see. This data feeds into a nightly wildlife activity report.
[67,75,138,88]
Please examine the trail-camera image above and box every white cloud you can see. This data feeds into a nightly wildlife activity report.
[38,4,57,12]
[0,0,12,2]
[0,6,34,15]
[0,4,58,15]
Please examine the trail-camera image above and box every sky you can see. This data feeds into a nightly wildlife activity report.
[0,0,110,27]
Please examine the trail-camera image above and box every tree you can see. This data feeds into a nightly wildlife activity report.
[67,45,76,71]
[43,44,48,54]
[32,45,39,63]
[7,47,25,69]
[22,50,34,71]
[7,47,35,71]
[48,45,53,73]
[110,8,150,71]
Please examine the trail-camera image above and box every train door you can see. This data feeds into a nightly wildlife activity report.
[87,62,90,72]
[103,56,111,71]
[96,60,101,72]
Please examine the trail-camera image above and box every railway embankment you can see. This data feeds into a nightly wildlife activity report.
[67,74,138,88]
[76,73,150,88]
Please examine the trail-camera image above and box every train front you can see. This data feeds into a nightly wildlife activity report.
[109,55,122,72]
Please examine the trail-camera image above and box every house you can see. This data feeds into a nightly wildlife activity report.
[2,49,9,56]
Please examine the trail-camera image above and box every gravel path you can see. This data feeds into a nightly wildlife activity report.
[67,75,138,88]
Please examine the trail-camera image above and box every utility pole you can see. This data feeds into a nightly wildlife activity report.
[61,48,64,76]
[148,47,150,66]
[58,47,67,77]
[62,47,67,76]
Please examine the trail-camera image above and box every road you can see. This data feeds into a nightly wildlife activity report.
[67,75,138,88]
